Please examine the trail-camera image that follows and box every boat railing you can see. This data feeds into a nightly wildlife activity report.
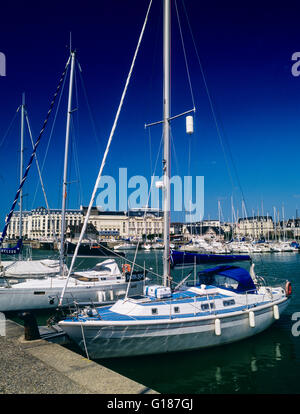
[171,291,219,318]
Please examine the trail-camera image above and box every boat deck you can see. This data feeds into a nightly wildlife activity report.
[63,287,267,323]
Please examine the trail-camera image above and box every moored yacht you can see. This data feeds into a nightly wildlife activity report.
[58,0,292,360]
[0,259,145,312]
[59,264,291,359]
[113,243,136,251]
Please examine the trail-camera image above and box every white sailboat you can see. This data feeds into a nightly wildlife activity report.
[0,51,146,312]
[0,94,61,279]
[58,0,291,359]
[113,242,136,251]
[0,259,146,312]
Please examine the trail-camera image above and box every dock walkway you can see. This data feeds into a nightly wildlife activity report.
[0,319,157,394]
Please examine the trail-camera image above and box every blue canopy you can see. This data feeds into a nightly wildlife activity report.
[197,265,256,293]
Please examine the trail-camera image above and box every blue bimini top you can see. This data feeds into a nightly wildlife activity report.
[197,265,256,293]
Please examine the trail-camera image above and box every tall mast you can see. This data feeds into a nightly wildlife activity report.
[218,200,221,240]
[273,206,277,241]
[19,92,25,241]
[60,50,76,275]
[163,0,171,287]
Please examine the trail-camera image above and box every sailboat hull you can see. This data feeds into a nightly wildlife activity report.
[60,297,289,359]
[0,281,144,312]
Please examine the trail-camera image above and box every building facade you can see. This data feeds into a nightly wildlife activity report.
[235,216,274,239]
[6,207,83,240]
[83,207,163,240]
[6,206,163,241]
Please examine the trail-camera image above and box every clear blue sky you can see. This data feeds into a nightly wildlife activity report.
[0,0,300,226]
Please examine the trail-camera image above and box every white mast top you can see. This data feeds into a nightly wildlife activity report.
[59,51,76,276]
[19,92,25,242]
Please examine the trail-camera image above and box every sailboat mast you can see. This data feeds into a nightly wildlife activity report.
[19,92,25,241]
[163,0,171,287]
[60,51,76,275]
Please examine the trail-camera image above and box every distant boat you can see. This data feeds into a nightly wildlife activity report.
[66,241,124,258]
[113,243,136,251]
[152,242,164,249]
[142,243,152,250]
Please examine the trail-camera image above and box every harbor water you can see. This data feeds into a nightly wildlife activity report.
[5,248,300,394]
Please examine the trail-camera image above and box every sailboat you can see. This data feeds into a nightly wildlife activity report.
[0,94,62,279]
[113,242,136,251]
[58,0,291,359]
[0,51,146,312]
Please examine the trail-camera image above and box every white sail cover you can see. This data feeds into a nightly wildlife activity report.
[2,259,62,277]
[72,259,122,280]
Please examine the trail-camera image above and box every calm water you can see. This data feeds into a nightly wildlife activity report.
[6,248,300,394]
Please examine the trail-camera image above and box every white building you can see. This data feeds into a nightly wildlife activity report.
[84,207,163,240]
[235,216,274,239]
[5,206,163,241]
[6,207,83,240]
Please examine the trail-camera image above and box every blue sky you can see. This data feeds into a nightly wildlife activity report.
[1,0,300,226]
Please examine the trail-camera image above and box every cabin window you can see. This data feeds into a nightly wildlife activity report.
[100,277,106,281]
[174,306,180,313]
[116,277,121,280]
[201,302,215,311]
[34,291,45,295]
[152,308,158,315]
[223,299,235,307]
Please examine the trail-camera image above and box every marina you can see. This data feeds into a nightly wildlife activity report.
[0,0,300,400]
[1,249,300,394]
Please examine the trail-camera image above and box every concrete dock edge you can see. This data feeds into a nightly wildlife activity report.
[0,319,158,394]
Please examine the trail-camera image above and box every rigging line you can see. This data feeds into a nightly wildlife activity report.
[0,56,71,247]
[0,109,19,149]
[181,1,235,190]
[73,69,84,208]
[169,125,181,181]
[24,109,58,243]
[130,129,164,270]
[70,115,83,208]
[182,0,249,213]
[174,0,195,109]
[138,130,164,250]
[148,127,153,180]
[219,122,249,215]
[125,241,139,299]
[31,63,69,210]
[77,61,103,154]
[144,1,162,120]
[59,0,154,307]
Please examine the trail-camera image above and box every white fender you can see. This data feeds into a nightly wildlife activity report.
[273,304,280,320]
[215,318,221,336]
[249,310,255,327]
